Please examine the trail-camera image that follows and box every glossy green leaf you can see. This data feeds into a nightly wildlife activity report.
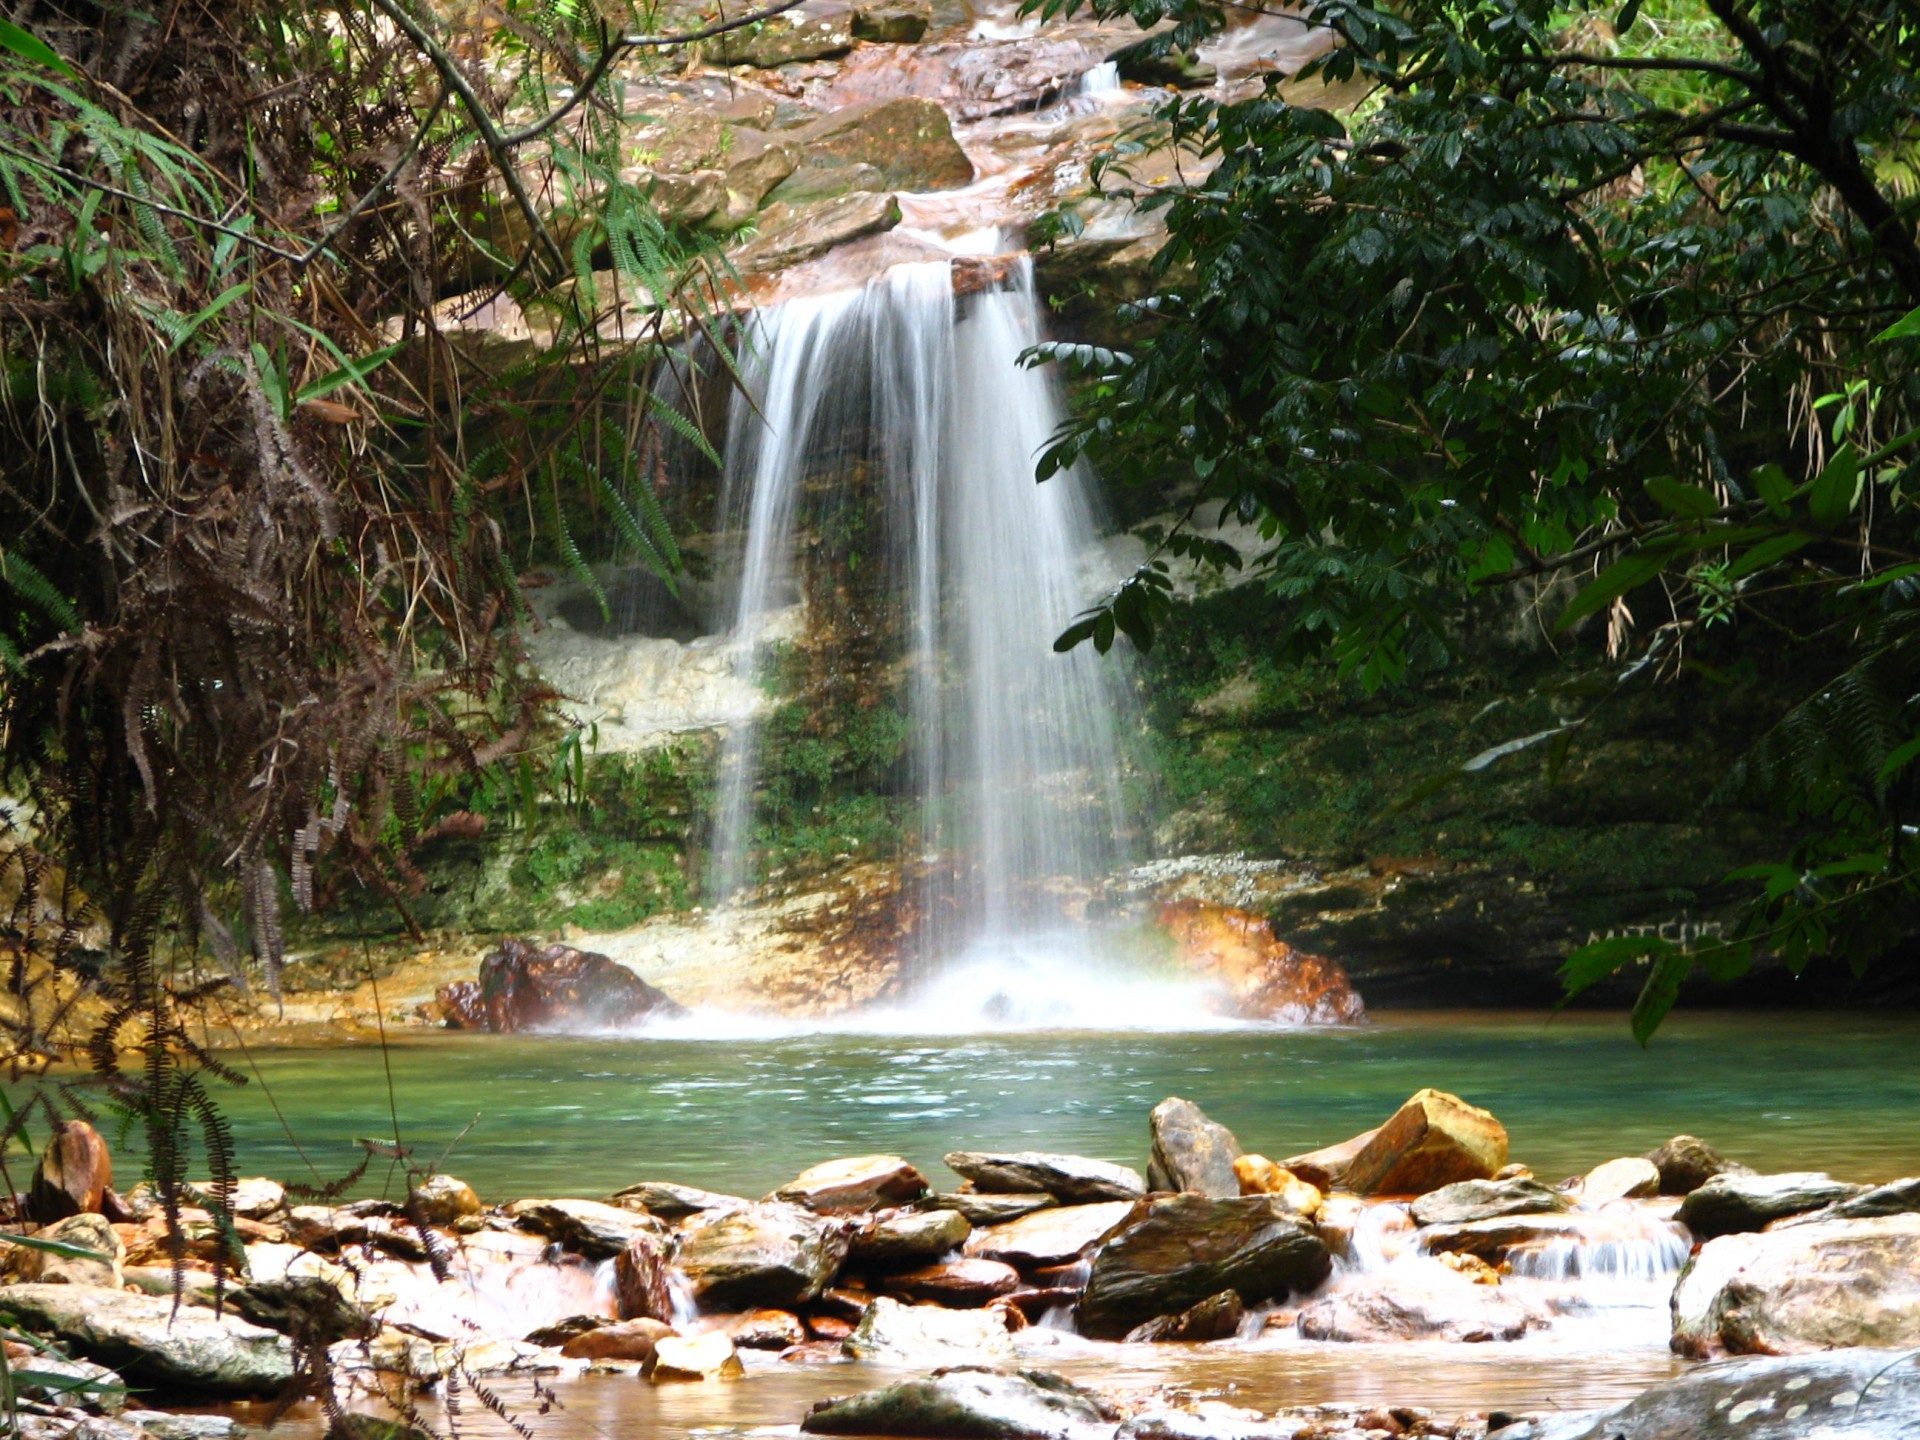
[1808,444,1861,528]
[0,18,74,75]
[1644,476,1716,520]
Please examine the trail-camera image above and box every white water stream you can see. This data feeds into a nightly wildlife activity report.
[709,258,1135,983]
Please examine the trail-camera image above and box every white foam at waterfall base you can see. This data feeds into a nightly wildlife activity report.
[623,939,1254,1038]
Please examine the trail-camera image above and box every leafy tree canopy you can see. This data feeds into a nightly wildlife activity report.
[1025,0,1920,1036]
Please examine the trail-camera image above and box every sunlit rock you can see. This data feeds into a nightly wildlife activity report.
[1,1283,295,1395]
[782,97,974,192]
[611,1180,749,1219]
[919,1190,1059,1225]
[725,1308,808,1349]
[674,1201,850,1308]
[1677,1171,1865,1238]
[733,192,904,274]
[1410,1177,1570,1228]
[25,1119,112,1223]
[1508,1350,1920,1440]
[945,1150,1146,1204]
[559,1316,674,1363]
[408,1174,481,1226]
[1157,900,1366,1024]
[1078,1194,1330,1339]
[1279,1128,1378,1192]
[841,1295,1016,1365]
[1148,1097,1241,1197]
[849,1206,970,1263]
[648,1328,744,1390]
[879,1257,1020,1306]
[850,0,929,43]
[506,1197,666,1259]
[964,1201,1134,1268]
[774,1154,929,1213]
[1671,1214,1920,1357]
[6,1212,122,1288]
[804,1367,1109,1439]
[1296,1271,1543,1343]
[1580,1157,1661,1205]
[1342,1089,1508,1197]
[710,4,856,67]
[1230,1157,1321,1218]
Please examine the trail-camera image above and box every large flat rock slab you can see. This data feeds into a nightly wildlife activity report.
[1,1284,295,1396]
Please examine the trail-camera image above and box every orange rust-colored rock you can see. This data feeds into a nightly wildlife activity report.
[1158,900,1365,1024]
[25,1120,112,1223]
[1341,1090,1509,1198]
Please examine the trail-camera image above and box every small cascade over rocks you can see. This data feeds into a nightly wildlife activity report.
[709,255,1135,988]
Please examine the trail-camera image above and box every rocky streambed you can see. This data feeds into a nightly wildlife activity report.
[6,1086,1920,1440]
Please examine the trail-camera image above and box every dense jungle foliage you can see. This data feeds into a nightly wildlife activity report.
[1030,0,1920,1034]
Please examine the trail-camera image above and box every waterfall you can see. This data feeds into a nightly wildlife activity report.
[709,258,1133,976]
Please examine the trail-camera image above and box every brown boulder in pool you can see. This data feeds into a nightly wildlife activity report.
[438,938,683,1032]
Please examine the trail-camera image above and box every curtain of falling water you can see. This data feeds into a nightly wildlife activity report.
[708,258,1134,971]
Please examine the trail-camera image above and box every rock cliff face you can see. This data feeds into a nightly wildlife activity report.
[274,1,1895,1023]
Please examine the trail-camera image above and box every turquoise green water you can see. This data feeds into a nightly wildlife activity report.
[134,1010,1920,1200]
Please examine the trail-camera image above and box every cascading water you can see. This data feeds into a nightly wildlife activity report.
[709,257,1135,987]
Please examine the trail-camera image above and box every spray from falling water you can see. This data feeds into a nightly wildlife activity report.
[709,259,1135,984]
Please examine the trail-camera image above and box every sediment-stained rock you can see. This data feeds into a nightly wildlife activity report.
[1078,1194,1330,1339]
[945,1150,1146,1204]
[1676,1171,1865,1238]
[674,1201,851,1309]
[1147,1097,1241,1197]
[803,1367,1109,1438]
[1342,1090,1508,1197]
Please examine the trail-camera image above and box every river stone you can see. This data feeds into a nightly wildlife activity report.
[615,1229,675,1322]
[230,1274,378,1344]
[560,1316,674,1363]
[841,1295,1016,1365]
[880,1257,1021,1306]
[1779,1174,1920,1226]
[508,1197,663,1258]
[921,1191,1058,1225]
[946,1150,1147,1203]
[804,1367,1110,1439]
[725,1308,808,1349]
[26,1119,113,1223]
[674,1201,850,1309]
[459,938,684,1032]
[715,132,801,225]
[764,161,887,207]
[1410,1177,1571,1228]
[123,1415,240,1440]
[408,1174,481,1226]
[1124,1289,1245,1343]
[611,1180,747,1218]
[1230,1156,1321,1218]
[1670,1214,1920,1357]
[1502,1349,1920,1440]
[636,167,726,226]
[1417,1213,1598,1262]
[2,1283,295,1395]
[733,191,903,273]
[1644,1133,1752,1195]
[1581,1157,1661,1204]
[12,1352,125,1414]
[1078,1195,1332,1340]
[651,1330,744,1382]
[1342,1089,1507,1197]
[964,1200,1134,1268]
[851,0,929,42]
[9,1211,124,1287]
[710,3,855,66]
[774,1155,929,1213]
[785,97,973,192]
[1279,1128,1377,1191]
[850,1207,970,1263]
[1147,1097,1241,1197]
[1296,1273,1542,1343]
[1676,1171,1865,1238]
